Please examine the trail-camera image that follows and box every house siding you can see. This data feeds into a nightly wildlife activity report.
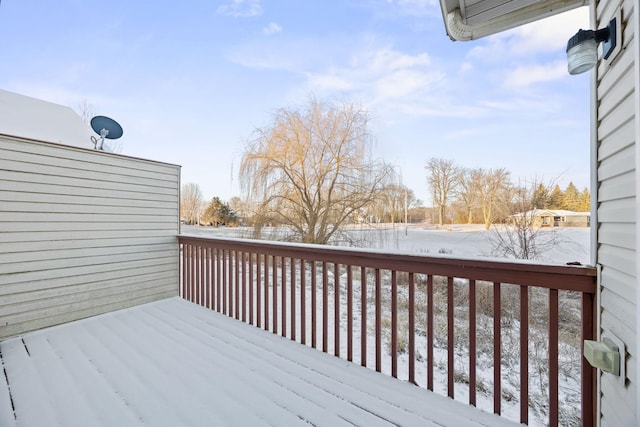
[595,0,637,424]
[0,135,180,339]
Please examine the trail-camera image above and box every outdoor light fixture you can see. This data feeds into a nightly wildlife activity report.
[566,17,617,75]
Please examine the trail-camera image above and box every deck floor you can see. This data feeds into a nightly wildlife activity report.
[1,297,516,427]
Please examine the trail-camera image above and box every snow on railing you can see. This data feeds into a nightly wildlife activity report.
[178,235,597,427]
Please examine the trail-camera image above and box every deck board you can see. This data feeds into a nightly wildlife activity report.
[1,297,517,427]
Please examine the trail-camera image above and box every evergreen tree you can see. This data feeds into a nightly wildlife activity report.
[547,185,563,209]
[578,188,591,211]
[532,183,549,209]
[201,197,235,227]
[562,182,580,211]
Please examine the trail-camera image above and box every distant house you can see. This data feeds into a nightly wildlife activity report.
[509,209,591,227]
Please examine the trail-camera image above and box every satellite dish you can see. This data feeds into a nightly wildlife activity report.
[90,115,123,151]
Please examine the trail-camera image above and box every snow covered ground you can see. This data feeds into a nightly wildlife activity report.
[181,223,591,266]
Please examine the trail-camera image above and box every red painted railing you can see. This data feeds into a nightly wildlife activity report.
[178,235,597,426]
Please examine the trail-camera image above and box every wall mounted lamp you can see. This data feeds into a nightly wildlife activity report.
[566,17,617,75]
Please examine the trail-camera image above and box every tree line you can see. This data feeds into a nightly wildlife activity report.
[426,157,590,229]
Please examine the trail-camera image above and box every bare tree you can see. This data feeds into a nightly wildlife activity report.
[180,183,203,225]
[379,183,417,224]
[425,158,460,226]
[477,168,511,230]
[76,98,94,124]
[490,179,560,260]
[458,168,483,224]
[240,97,391,244]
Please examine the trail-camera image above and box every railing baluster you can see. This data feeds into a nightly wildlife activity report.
[273,255,278,334]
[235,250,240,319]
[311,261,317,349]
[347,265,353,362]
[187,244,192,300]
[549,288,559,427]
[291,258,296,341]
[281,256,286,338]
[264,255,269,331]
[301,260,306,345]
[361,266,367,367]
[334,263,340,357]
[200,246,205,307]
[216,248,221,312]
[249,252,254,325]
[256,254,261,328]
[375,268,381,373]
[241,252,246,322]
[203,246,208,306]
[520,284,529,425]
[391,270,398,378]
[408,272,415,385]
[322,262,328,353]
[427,274,434,391]
[196,246,201,306]
[181,244,187,299]
[222,250,228,315]
[469,279,476,406]
[494,281,501,415]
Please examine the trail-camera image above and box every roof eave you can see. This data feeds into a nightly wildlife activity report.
[439,0,588,41]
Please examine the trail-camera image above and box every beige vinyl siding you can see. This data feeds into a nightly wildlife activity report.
[595,0,637,425]
[0,135,180,339]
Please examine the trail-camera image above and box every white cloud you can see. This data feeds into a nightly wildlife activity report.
[305,46,446,111]
[467,7,590,66]
[383,0,438,16]
[217,0,262,18]
[263,22,282,35]
[506,7,590,55]
[503,61,567,88]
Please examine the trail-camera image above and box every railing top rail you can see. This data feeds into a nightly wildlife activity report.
[178,235,596,293]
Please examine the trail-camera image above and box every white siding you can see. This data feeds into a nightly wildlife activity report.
[0,135,180,339]
[595,0,637,424]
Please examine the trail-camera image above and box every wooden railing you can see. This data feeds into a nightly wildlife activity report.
[178,235,597,426]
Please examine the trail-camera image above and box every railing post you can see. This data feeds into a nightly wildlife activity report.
[520,284,529,425]
[549,288,559,427]
[582,292,596,427]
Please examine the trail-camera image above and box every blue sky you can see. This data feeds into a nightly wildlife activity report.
[0,0,591,204]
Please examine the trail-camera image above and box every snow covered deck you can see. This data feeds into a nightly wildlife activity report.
[1,297,517,427]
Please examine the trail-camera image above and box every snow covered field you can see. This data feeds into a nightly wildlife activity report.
[182,223,591,266]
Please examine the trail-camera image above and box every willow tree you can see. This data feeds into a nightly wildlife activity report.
[239,98,390,244]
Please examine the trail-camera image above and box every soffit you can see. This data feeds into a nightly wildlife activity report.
[438,0,588,40]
